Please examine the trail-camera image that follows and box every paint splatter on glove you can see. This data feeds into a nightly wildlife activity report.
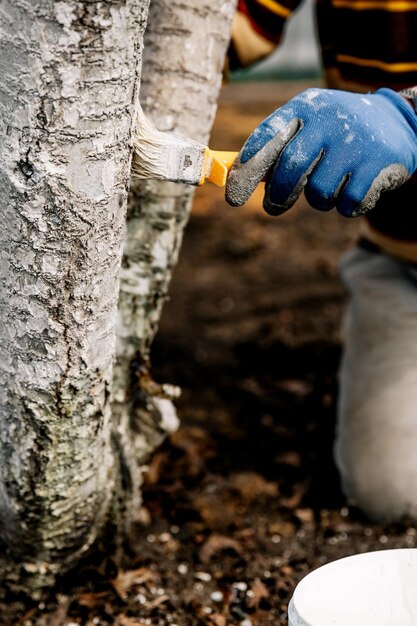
[226,88,417,217]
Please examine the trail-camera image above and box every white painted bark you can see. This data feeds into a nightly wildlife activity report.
[0,0,235,610]
[113,0,237,480]
[0,0,149,599]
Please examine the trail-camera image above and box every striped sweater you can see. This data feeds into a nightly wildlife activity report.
[230,0,417,262]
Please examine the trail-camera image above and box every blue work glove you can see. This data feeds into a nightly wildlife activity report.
[225,88,417,217]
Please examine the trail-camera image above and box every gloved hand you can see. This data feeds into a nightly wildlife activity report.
[225,88,417,217]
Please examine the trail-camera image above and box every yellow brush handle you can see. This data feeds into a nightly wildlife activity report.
[200,149,238,187]
[210,151,238,172]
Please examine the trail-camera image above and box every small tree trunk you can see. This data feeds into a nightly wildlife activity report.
[0,0,149,600]
[113,0,237,482]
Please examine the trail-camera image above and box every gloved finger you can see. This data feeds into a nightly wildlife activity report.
[337,163,410,217]
[263,128,324,216]
[226,117,300,207]
[304,157,350,212]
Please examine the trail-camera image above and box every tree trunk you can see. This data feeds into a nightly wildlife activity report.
[113,0,237,488]
[0,0,149,600]
[0,0,235,613]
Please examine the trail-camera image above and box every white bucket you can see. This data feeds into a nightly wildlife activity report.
[288,548,417,626]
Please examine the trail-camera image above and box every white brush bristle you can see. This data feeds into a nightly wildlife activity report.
[132,104,206,185]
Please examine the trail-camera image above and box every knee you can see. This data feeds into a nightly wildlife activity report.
[335,421,417,523]
[336,246,417,522]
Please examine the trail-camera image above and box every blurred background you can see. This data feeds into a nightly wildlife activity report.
[234,0,322,80]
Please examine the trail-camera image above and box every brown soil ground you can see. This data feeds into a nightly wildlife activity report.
[21,81,417,626]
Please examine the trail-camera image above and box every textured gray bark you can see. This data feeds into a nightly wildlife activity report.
[113,0,237,481]
[0,0,235,612]
[0,0,149,599]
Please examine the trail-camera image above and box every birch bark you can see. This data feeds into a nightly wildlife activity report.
[0,0,148,598]
[0,0,236,610]
[113,0,237,488]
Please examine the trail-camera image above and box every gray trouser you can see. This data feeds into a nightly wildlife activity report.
[335,245,417,522]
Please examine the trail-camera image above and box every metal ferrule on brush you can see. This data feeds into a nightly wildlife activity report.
[132,103,237,187]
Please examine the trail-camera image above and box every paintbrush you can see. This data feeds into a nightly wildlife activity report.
[132,104,238,187]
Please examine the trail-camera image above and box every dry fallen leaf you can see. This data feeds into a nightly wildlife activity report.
[144,451,167,486]
[277,379,313,397]
[275,450,302,468]
[192,492,240,529]
[170,426,218,477]
[268,521,296,538]
[77,591,110,608]
[111,567,156,598]
[294,508,315,525]
[247,578,269,609]
[280,482,307,510]
[199,534,243,563]
[14,608,37,624]
[147,594,170,609]
[208,614,227,626]
[116,615,150,626]
[229,472,278,502]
